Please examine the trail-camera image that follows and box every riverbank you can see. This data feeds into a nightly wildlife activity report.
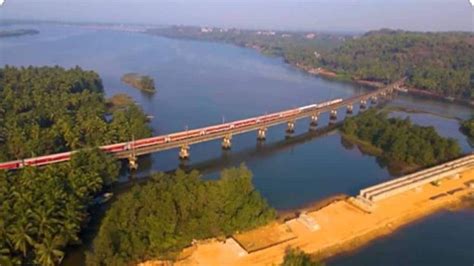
[140,166,474,266]
[340,133,420,176]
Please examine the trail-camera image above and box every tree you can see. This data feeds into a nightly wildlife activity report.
[86,165,275,265]
[34,236,64,266]
[281,248,324,266]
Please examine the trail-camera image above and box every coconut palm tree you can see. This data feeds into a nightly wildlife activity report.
[34,235,64,266]
[7,221,36,257]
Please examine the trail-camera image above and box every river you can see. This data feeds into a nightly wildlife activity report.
[1,23,473,265]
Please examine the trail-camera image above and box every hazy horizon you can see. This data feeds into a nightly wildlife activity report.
[0,0,473,32]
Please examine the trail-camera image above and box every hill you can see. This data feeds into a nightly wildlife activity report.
[321,30,474,100]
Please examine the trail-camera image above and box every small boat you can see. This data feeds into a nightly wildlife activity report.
[91,192,114,205]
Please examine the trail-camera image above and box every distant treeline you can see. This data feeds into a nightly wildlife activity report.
[148,26,474,101]
[147,26,346,69]
[0,29,39,38]
[341,110,461,168]
[86,165,276,265]
[322,30,474,100]
[0,66,152,161]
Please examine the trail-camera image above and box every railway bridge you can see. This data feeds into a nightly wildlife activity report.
[0,78,405,170]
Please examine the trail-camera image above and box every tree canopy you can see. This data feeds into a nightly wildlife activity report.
[341,109,462,167]
[0,66,152,161]
[322,30,474,100]
[461,118,474,139]
[280,248,325,266]
[86,165,276,265]
[0,66,153,265]
[0,149,119,266]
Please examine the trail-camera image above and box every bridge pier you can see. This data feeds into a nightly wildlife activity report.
[360,99,367,110]
[346,104,353,114]
[310,114,318,129]
[371,96,378,104]
[329,109,337,121]
[257,127,267,141]
[286,121,295,134]
[179,144,190,160]
[128,154,138,171]
[221,134,232,150]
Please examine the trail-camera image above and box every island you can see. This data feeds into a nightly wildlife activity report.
[340,109,461,174]
[0,29,39,38]
[121,73,156,93]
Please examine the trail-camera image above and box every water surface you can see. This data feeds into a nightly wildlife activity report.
[1,23,473,265]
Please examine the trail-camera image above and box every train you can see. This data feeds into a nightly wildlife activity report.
[0,98,342,170]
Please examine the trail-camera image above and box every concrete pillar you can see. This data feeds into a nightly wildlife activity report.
[360,99,367,110]
[371,96,378,104]
[257,127,267,141]
[330,109,337,120]
[128,154,138,171]
[310,114,318,127]
[222,134,232,150]
[179,144,190,160]
[346,104,353,114]
[286,121,295,134]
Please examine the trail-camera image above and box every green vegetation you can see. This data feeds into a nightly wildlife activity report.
[321,30,474,100]
[0,66,153,265]
[460,118,474,139]
[86,165,276,265]
[341,110,461,168]
[0,29,39,38]
[121,73,156,93]
[0,66,152,161]
[147,26,345,67]
[0,149,119,266]
[281,248,325,266]
[150,27,474,100]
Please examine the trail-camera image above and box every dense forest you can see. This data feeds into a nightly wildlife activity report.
[0,149,119,266]
[322,30,474,100]
[461,118,474,139]
[0,66,152,161]
[0,66,152,265]
[341,110,461,167]
[281,249,325,266]
[150,27,474,100]
[86,165,276,265]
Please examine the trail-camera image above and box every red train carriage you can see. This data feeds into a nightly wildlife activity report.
[24,152,72,167]
[0,160,22,170]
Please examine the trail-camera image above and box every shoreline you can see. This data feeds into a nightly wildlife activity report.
[145,30,473,107]
[139,160,474,266]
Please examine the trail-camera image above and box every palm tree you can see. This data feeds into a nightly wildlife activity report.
[34,235,64,266]
[30,207,60,239]
[7,222,36,257]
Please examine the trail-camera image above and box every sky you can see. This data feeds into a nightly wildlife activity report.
[0,0,473,32]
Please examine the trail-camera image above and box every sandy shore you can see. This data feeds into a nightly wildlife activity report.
[140,167,474,266]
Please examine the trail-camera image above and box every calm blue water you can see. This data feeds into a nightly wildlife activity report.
[328,209,474,266]
[1,24,473,265]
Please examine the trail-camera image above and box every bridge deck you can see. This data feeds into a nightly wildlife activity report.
[0,79,404,170]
